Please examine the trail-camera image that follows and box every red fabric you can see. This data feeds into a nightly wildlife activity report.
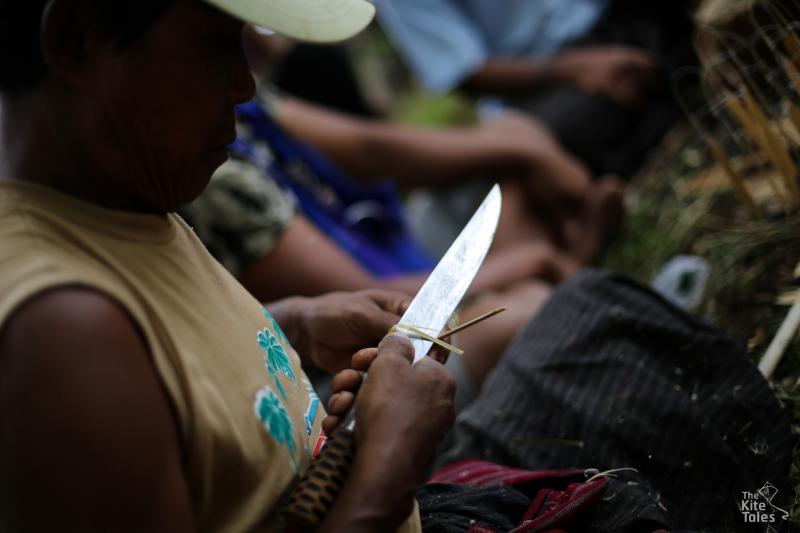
[468,525,498,533]
[511,479,607,532]
[429,460,609,533]
[429,459,583,486]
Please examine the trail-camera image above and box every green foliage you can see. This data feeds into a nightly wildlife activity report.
[390,87,476,128]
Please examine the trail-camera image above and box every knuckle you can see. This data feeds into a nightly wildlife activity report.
[442,372,457,396]
[352,308,369,323]
[379,333,414,356]
[337,391,354,409]
[417,360,457,395]
[352,347,377,365]
[370,349,406,374]
[327,393,340,412]
[331,370,356,391]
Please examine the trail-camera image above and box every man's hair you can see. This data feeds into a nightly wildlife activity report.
[0,0,174,95]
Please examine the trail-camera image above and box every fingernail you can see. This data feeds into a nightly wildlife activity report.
[386,331,409,341]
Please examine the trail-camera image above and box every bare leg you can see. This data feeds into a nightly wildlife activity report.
[492,179,559,252]
[455,280,553,385]
[452,236,583,386]
[469,240,580,295]
[443,178,623,388]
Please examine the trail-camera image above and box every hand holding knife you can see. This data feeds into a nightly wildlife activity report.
[286,185,502,530]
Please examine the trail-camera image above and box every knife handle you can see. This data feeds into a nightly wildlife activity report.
[285,424,356,530]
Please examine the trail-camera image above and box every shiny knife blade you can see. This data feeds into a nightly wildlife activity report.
[285,185,502,528]
[400,184,502,364]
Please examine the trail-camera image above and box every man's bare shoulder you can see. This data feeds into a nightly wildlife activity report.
[1,286,144,350]
[0,287,195,532]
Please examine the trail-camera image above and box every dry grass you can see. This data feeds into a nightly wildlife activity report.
[603,124,800,517]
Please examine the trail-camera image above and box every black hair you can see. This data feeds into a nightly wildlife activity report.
[0,0,174,95]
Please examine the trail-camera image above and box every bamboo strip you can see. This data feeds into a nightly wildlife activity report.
[742,92,799,200]
[438,307,507,340]
[724,92,787,200]
[759,298,800,379]
[781,56,800,95]
[706,136,764,218]
[784,34,800,68]
[788,103,800,136]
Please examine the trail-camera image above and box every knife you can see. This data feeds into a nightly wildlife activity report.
[285,184,502,529]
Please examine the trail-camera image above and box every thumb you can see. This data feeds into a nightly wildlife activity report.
[377,332,414,364]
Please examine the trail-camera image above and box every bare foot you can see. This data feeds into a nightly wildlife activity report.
[566,176,625,265]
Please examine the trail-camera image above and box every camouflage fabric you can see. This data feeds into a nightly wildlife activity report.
[179,157,295,277]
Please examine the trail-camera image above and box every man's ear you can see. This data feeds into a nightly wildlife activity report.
[40,0,104,87]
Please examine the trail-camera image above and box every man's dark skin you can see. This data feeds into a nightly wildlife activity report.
[0,1,455,531]
[462,46,659,110]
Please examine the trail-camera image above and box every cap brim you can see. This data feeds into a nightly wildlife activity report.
[203,0,375,43]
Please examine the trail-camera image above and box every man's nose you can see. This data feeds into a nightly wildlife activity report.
[229,46,256,105]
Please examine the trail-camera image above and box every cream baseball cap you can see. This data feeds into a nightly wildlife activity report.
[202,0,375,43]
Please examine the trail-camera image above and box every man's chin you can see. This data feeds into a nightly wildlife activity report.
[176,157,227,210]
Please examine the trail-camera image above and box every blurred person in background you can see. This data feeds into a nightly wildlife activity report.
[237,26,624,260]
[237,27,632,263]
[374,0,698,177]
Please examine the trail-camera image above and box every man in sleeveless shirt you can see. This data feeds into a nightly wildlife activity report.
[0,1,453,531]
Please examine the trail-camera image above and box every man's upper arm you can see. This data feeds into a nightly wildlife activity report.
[239,215,378,301]
[0,288,195,532]
[375,0,487,92]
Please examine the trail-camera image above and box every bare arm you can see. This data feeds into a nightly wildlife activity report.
[0,288,195,532]
[461,57,565,96]
[0,290,449,532]
[239,214,575,318]
[277,97,528,188]
[276,98,590,214]
[462,47,659,109]
[239,216,422,302]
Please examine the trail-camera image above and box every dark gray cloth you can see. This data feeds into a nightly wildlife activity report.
[439,270,794,531]
[417,476,672,533]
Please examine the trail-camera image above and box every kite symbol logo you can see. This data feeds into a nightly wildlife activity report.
[739,482,789,529]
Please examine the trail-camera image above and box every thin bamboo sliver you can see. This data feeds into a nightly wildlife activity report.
[706,136,763,218]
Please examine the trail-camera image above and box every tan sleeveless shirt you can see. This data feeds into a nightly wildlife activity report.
[0,181,420,532]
